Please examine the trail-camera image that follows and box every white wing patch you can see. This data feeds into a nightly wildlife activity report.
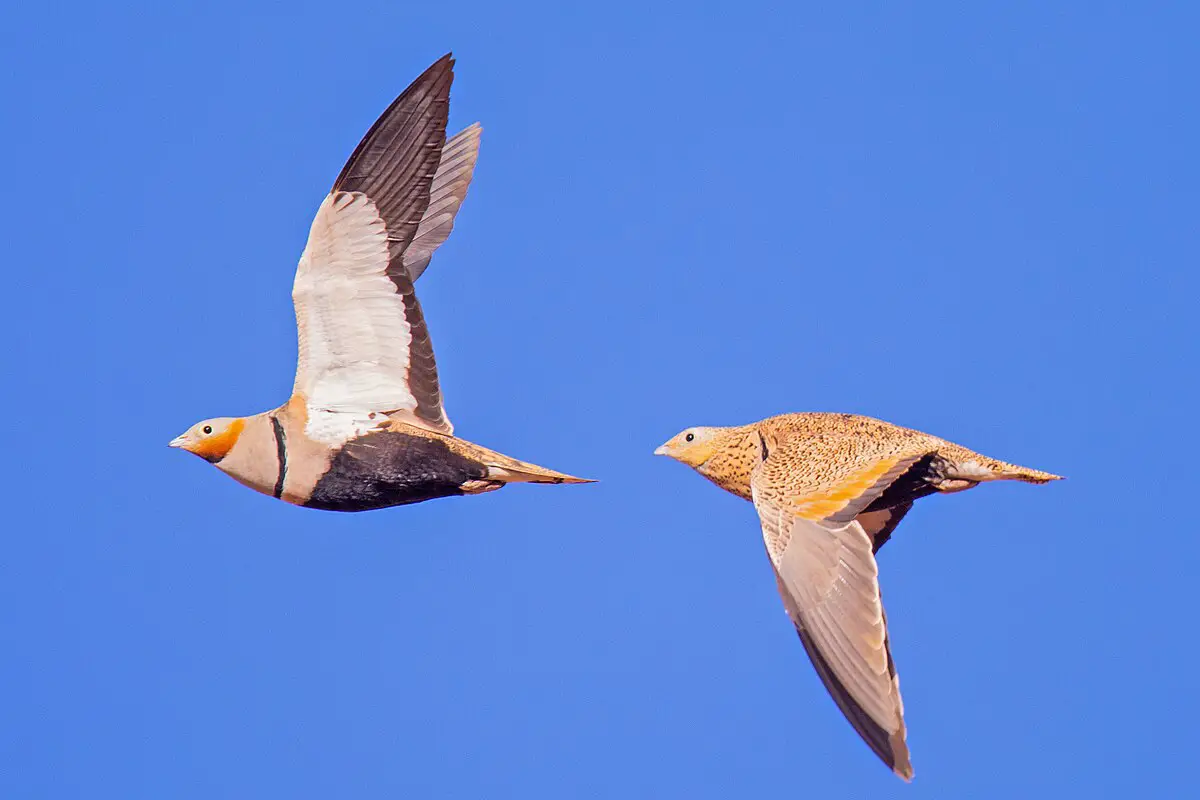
[292,192,419,444]
[305,409,384,446]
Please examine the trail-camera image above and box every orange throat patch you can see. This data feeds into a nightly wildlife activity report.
[191,419,246,463]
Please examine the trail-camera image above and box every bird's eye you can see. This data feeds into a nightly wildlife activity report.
[685,432,695,442]
[202,425,213,435]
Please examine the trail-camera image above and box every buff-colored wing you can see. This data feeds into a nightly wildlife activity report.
[403,123,482,282]
[292,55,455,439]
[751,452,925,780]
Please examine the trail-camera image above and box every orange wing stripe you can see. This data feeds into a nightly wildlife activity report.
[795,456,902,521]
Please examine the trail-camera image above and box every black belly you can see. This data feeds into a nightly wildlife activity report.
[305,430,489,512]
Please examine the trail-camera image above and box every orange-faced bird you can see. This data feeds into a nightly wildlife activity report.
[170,55,592,510]
[656,412,1061,779]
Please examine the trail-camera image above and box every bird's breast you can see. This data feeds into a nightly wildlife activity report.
[212,414,289,500]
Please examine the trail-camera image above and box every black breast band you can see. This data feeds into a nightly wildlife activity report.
[270,416,288,499]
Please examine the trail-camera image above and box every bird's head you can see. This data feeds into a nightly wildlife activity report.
[653,426,724,468]
[169,417,246,463]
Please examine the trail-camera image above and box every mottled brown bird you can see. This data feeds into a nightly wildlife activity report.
[655,412,1061,780]
[169,54,591,510]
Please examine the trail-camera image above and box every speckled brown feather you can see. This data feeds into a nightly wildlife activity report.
[695,413,1061,508]
[655,412,1062,780]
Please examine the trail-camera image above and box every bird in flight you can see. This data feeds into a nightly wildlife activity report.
[170,54,592,510]
[655,412,1061,779]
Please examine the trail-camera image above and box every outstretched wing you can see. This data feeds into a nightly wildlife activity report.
[403,123,482,282]
[291,54,456,438]
[751,453,925,780]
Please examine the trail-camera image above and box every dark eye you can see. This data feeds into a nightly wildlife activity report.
[685,432,695,442]
[202,425,213,435]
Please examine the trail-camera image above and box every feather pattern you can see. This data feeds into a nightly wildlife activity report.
[752,466,912,779]
[291,55,457,441]
[655,412,1061,779]
[404,123,482,281]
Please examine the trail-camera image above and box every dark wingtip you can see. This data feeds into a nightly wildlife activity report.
[331,51,456,194]
[427,52,455,76]
[420,53,455,84]
[891,742,915,782]
[789,618,913,782]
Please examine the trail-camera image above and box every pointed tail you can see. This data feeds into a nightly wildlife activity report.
[969,455,1065,482]
[939,443,1064,484]
[480,449,595,485]
[990,461,1064,484]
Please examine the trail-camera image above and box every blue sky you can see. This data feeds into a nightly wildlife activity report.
[3,2,1196,796]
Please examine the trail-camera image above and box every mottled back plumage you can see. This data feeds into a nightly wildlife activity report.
[656,412,1061,780]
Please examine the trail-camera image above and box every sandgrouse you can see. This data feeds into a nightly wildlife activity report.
[655,412,1061,779]
[170,54,591,510]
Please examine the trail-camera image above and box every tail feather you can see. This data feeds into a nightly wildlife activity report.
[938,443,1064,484]
[480,450,594,485]
[488,465,594,484]
[993,463,1064,484]
[979,454,1063,484]
[958,458,1064,484]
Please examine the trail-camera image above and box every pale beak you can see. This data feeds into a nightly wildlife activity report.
[653,444,669,456]
[168,434,188,449]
